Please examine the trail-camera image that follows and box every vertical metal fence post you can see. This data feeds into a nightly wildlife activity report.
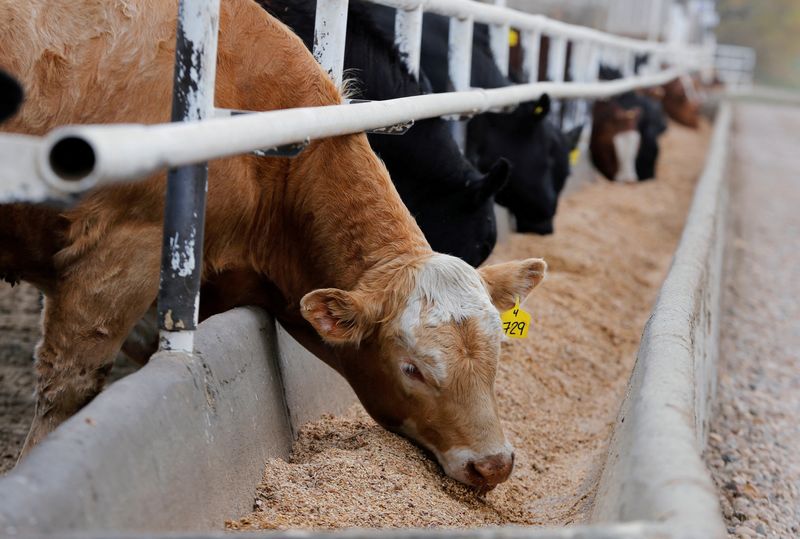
[314,0,350,89]
[158,0,220,353]
[395,6,423,79]
[448,15,474,151]
[547,35,567,125]
[570,40,590,129]
[521,29,542,83]
[489,23,510,77]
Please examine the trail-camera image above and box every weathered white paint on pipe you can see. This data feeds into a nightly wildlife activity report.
[395,6,423,78]
[39,68,685,189]
[157,0,220,354]
[313,0,350,88]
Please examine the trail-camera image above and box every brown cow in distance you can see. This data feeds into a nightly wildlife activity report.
[0,0,548,491]
[663,77,701,129]
[589,100,642,182]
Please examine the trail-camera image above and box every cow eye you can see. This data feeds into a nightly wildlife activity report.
[401,362,426,383]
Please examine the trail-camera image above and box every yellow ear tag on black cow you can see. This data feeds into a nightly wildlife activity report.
[534,106,544,116]
[570,148,581,166]
[501,297,531,339]
[509,29,519,47]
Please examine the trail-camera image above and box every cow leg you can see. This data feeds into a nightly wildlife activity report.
[18,225,162,461]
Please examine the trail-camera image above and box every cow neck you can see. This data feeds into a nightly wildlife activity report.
[268,133,432,300]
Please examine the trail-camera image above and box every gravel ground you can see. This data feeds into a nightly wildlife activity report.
[705,103,800,538]
[228,120,712,531]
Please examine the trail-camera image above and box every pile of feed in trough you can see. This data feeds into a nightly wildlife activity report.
[0,283,41,474]
[234,120,707,530]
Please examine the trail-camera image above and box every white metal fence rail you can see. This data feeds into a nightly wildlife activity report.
[0,0,715,350]
[715,44,756,93]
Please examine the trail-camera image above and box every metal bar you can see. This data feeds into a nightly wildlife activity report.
[313,0,349,88]
[395,6,423,78]
[547,35,567,123]
[489,23,510,77]
[521,29,541,82]
[157,0,220,353]
[569,40,590,128]
[38,68,687,191]
[365,0,700,58]
[448,15,473,150]
[648,0,665,42]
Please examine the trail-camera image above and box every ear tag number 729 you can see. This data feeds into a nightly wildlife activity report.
[501,297,531,339]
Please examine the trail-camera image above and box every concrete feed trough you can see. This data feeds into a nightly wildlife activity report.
[0,104,733,538]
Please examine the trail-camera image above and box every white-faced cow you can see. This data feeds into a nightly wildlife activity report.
[0,0,547,491]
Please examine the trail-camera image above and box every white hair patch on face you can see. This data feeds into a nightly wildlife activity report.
[613,129,641,183]
[398,254,500,347]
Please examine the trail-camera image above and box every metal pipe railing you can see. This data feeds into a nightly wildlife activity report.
[38,69,684,190]
[369,0,702,55]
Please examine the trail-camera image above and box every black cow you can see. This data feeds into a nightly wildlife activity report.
[596,65,667,181]
[468,96,581,234]
[260,0,509,267]
[0,69,23,123]
[375,11,580,235]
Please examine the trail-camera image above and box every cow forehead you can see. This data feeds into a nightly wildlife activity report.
[398,254,500,344]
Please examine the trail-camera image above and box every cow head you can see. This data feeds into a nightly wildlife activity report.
[406,157,510,268]
[468,94,571,235]
[590,100,642,183]
[663,77,700,129]
[301,254,546,491]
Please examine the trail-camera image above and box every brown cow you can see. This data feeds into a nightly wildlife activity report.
[0,0,547,490]
[662,77,701,129]
[589,100,642,183]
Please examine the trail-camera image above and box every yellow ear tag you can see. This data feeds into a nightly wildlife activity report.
[500,297,531,339]
[570,148,581,166]
[509,29,519,47]
[534,106,544,115]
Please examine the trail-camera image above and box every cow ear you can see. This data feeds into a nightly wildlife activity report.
[473,158,510,205]
[517,93,550,120]
[530,93,550,119]
[478,258,547,311]
[300,288,374,345]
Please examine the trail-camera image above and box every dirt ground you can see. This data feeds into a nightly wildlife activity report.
[0,286,140,475]
[227,119,711,531]
[0,283,41,474]
[706,103,800,538]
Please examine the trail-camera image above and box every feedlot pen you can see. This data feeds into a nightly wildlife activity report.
[1,117,711,528]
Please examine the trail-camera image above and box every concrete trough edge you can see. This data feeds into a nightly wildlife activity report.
[0,308,354,535]
[589,103,733,538]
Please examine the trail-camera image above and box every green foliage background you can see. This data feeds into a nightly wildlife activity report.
[717,0,800,89]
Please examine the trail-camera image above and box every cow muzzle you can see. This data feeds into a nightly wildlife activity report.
[439,445,515,491]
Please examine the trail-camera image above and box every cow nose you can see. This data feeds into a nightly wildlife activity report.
[470,451,515,488]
